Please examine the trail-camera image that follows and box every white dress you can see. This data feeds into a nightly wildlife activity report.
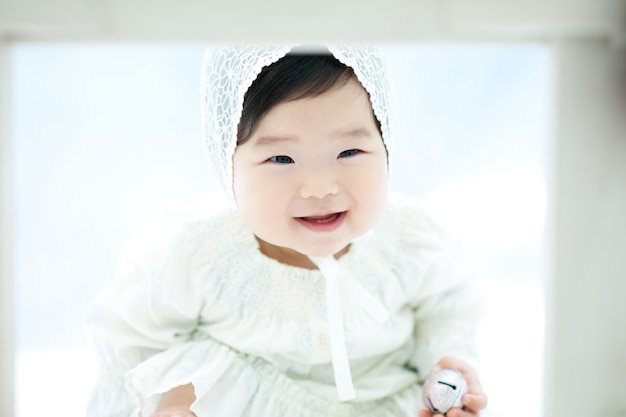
[86,193,485,417]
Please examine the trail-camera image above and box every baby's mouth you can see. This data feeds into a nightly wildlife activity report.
[298,212,344,223]
[295,211,347,232]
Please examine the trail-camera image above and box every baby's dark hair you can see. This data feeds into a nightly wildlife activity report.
[237,51,381,145]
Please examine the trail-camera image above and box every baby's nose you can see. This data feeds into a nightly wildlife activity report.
[299,174,340,199]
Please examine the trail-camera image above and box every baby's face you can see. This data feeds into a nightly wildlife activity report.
[232,78,388,265]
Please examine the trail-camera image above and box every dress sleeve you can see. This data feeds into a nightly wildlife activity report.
[85,203,210,417]
[409,263,485,379]
[389,197,486,379]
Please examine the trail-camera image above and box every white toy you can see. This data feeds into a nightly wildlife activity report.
[422,369,468,415]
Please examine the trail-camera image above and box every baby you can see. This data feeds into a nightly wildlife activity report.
[86,44,487,417]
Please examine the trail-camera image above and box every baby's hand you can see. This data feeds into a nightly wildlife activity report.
[417,356,488,417]
[150,383,197,417]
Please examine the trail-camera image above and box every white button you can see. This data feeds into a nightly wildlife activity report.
[315,279,326,292]
[317,333,329,348]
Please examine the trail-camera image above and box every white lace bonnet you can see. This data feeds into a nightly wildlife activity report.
[200,44,391,201]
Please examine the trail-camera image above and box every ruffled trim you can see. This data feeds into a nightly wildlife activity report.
[126,338,424,417]
[86,369,136,417]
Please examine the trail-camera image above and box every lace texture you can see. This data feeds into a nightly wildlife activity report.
[200,44,391,201]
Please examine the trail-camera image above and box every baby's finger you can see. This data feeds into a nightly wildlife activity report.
[445,409,472,417]
[417,410,444,417]
[462,393,488,412]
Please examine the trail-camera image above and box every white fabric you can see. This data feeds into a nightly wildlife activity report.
[201,44,392,201]
[86,192,485,417]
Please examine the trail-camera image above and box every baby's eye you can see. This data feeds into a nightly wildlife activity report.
[338,149,361,158]
[268,155,294,164]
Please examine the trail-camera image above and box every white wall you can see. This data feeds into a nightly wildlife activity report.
[545,38,626,417]
[0,40,15,417]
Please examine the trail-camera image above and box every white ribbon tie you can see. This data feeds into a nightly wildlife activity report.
[309,255,389,401]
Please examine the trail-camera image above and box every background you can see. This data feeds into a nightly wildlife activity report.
[11,43,549,417]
